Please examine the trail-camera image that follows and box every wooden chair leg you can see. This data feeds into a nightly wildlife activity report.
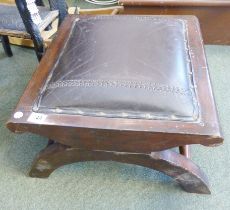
[179,145,191,158]
[1,35,13,57]
[29,142,210,194]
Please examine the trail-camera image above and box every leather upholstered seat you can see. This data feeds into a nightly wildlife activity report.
[34,16,198,121]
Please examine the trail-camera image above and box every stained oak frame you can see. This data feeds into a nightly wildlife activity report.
[118,0,230,45]
[7,15,223,194]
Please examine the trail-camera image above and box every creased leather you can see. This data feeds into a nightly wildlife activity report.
[34,16,199,121]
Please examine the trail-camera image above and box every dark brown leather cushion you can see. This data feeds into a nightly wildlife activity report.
[34,16,199,121]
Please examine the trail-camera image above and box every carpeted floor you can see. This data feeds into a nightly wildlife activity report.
[0,38,230,210]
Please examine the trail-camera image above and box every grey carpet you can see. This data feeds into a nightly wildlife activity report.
[0,43,229,209]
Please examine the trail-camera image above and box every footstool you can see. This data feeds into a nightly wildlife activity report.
[7,15,223,194]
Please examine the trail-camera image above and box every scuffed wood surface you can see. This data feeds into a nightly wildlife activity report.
[29,142,211,194]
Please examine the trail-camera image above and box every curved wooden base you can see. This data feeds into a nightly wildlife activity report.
[29,142,210,194]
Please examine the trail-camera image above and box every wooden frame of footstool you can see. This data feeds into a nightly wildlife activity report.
[7,15,223,194]
[119,0,230,45]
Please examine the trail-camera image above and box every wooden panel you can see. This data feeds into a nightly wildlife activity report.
[78,6,124,15]
[119,0,230,6]
[0,0,14,4]
[119,2,230,45]
[28,142,211,194]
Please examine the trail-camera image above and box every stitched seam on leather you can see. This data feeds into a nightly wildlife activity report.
[46,80,190,96]
[80,15,184,22]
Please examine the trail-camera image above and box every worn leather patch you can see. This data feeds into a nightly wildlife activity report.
[34,16,199,121]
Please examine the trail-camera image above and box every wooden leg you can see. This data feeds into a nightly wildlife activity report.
[29,142,210,194]
[179,145,191,158]
[1,35,13,57]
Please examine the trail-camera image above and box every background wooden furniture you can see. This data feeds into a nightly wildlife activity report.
[0,0,67,59]
[119,0,230,45]
[7,15,223,194]
[0,1,123,49]
[0,0,14,3]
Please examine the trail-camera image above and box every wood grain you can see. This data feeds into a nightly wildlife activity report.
[29,142,211,194]
[119,0,230,45]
